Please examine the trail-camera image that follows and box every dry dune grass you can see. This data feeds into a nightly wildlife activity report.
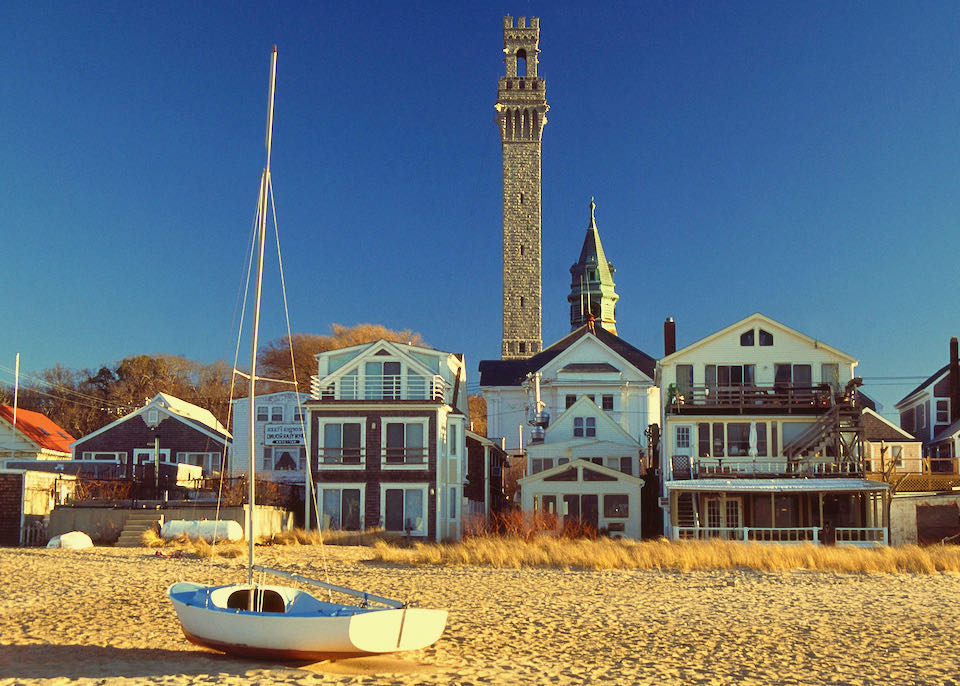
[370,535,960,574]
[140,529,245,558]
[140,524,960,574]
[140,526,401,557]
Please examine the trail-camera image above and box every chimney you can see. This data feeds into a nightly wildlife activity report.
[664,317,676,356]
[951,337,959,423]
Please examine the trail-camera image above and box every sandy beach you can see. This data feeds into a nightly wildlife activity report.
[2,545,959,685]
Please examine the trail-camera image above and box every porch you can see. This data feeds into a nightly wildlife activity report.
[664,478,890,546]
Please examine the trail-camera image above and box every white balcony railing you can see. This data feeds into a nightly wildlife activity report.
[318,448,364,466]
[313,374,449,402]
[673,526,888,546]
[383,447,428,466]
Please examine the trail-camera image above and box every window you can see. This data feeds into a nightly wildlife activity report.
[937,400,950,424]
[916,404,926,430]
[448,424,458,456]
[605,456,632,475]
[573,417,596,438]
[449,487,457,519]
[264,447,305,471]
[256,406,269,421]
[698,424,711,457]
[538,494,557,514]
[712,423,725,457]
[176,451,222,472]
[677,365,694,399]
[531,457,554,474]
[821,363,840,392]
[365,361,401,399]
[706,365,755,395]
[602,395,614,411]
[740,330,755,346]
[383,487,425,535]
[565,394,576,409]
[294,409,304,423]
[603,494,629,518]
[759,329,774,346]
[83,451,126,462]
[519,342,526,354]
[698,422,768,458]
[384,421,426,465]
[270,406,283,422]
[676,426,691,450]
[519,296,525,309]
[320,487,361,530]
[890,445,904,468]
[322,423,362,464]
[774,364,812,386]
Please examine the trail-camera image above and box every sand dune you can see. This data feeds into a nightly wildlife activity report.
[1,545,958,684]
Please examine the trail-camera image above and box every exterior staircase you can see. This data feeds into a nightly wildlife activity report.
[676,493,698,530]
[115,511,164,547]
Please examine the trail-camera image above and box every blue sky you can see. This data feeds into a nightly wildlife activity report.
[2,1,958,421]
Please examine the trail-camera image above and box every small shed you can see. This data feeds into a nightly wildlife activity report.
[0,469,76,546]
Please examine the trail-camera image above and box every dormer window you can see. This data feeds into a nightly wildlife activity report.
[573,417,596,438]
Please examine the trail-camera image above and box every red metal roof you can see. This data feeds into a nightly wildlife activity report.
[0,405,75,453]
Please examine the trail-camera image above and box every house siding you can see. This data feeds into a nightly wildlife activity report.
[73,415,226,478]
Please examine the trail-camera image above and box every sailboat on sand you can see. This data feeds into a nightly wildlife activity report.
[167,47,447,661]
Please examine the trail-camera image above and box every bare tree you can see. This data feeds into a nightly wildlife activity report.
[257,323,426,386]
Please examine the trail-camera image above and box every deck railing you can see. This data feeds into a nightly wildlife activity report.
[319,448,365,466]
[689,456,861,479]
[383,447,428,466]
[669,384,834,414]
[673,525,887,546]
[314,374,449,402]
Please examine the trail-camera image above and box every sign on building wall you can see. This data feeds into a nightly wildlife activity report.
[264,424,304,446]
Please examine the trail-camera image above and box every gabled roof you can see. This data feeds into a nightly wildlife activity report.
[75,393,230,447]
[0,406,75,453]
[518,457,644,486]
[317,339,447,385]
[479,324,656,386]
[543,395,638,445]
[932,418,960,444]
[660,313,856,365]
[860,408,919,443]
[895,364,949,408]
[153,393,228,435]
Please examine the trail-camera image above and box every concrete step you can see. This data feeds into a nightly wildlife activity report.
[115,513,164,547]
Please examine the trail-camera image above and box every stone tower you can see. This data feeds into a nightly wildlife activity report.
[568,198,619,334]
[496,16,548,360]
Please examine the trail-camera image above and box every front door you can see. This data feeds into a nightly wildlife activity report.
[704,496,742,539]
[672,424,694,478]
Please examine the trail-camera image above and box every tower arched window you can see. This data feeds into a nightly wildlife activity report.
[516,49,527,77]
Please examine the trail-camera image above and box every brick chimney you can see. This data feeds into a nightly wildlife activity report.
[664,317,676,356]
[951,337,959,423]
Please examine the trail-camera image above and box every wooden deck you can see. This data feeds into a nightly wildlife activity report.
[669,384,835,415]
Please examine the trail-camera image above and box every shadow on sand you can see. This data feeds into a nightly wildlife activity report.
[0,643,435,680]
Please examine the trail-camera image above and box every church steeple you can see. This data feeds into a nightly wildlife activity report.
[568,198,619,334]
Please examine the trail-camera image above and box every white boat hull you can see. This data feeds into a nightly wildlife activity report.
[168,581,447,661]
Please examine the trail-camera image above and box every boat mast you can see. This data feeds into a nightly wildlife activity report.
[248,45,278,585]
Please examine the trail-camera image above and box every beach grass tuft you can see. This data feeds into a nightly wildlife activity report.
[368,535,960,574]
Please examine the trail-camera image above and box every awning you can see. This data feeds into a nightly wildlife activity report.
[664,478,889,493]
